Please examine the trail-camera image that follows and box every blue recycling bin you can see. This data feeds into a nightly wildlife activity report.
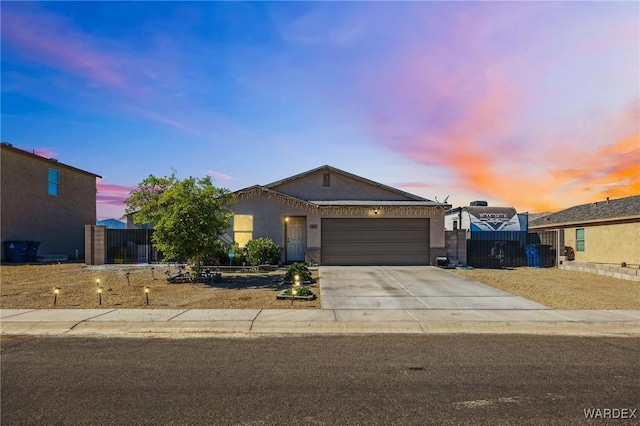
[26,241,41,262]
[525,245,540,267]
[4,241,29,263]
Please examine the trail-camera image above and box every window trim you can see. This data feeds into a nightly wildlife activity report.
[48,168,60,196]
[576,228,585,252]
[323,172,330,187]
[233,214,253,248]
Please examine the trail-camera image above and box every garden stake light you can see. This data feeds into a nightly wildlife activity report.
[96,287,103,305]
[126,272,131,286]
[144,287,150,305]
[52,287,60,306]
[151,267,155,280]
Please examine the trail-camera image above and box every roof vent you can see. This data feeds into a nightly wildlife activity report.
[470,201,488,206]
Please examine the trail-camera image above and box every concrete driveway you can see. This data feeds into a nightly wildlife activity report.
[319,266,550,310]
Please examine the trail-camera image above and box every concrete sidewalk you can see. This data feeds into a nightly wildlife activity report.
[1,309,638,337]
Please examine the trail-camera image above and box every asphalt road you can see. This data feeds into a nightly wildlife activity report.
[2,334,638,425]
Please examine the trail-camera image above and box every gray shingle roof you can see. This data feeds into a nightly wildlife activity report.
[529,195,640,228]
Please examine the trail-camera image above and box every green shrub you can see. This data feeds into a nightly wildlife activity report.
[285,262,312,282]
[283,286,314,297]
[246,238,282,265]
[229,242,247,266]
[200,240,230,265]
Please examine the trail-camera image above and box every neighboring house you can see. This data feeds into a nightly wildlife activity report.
[529,195,640,268]
[227,165,449,266]
[1,142,100,261]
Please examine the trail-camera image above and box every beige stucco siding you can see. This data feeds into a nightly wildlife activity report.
[270,169,415,201]
[230,190,446,264]
[1,146,98,259]
[563,222,640,265]
[229,192,317,248]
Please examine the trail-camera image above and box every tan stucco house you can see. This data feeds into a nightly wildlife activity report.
[529,195,640,273]
[1,142,100,262]
[227,165,449,266]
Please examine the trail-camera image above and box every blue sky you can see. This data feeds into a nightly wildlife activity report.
[2,1,638,219]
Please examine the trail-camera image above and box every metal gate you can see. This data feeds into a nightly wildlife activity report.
[106,229,160,264]
[466,230,557,269]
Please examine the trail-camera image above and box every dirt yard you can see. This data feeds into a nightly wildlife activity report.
[0,264,320,309]
[453,267,640,310]
[1,264,638,310]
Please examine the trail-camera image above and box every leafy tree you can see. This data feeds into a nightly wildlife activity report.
[125,173,236,271]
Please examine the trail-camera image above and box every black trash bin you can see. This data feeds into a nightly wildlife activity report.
[27,241,41,262]
[4,241,29,263]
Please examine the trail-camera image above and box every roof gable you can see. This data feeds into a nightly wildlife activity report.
[265,165,429,202]
[529,195,640,228]
[1,142,101,178]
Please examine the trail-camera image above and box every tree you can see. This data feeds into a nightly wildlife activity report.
[125,173,236,271]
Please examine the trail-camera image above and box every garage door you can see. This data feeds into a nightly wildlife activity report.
[321,218,430,266]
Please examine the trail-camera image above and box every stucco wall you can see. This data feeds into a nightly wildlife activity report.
[270,169,415,201]
[1,146,97,260]
[229,190,446,264]
[562,222,640,266]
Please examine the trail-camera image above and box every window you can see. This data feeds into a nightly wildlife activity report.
[233,215,253,248]
[453,220,458,230]
[48,169,60,196]
[323,172,330,187]
[576,228,585,252]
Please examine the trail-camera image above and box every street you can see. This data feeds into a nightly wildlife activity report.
[2,334,638,425]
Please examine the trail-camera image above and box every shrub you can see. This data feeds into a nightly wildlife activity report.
[246,238,282,265]
[229,242,247,266]
[283,286,314,297]
[200,240,230,265]
[285,262,312,282]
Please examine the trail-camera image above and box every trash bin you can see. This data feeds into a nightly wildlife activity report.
[26,241,41,262]
[525,245,540,268]
[3,241,29,263]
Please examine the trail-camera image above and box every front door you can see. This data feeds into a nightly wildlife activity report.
[286,217,306,262]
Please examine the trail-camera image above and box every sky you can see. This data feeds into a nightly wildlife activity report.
[2,1,638,220]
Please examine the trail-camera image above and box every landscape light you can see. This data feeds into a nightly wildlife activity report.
[96,286,103,305]
[125,272,131,286]
[151,267,155,280]
[144,287,150,305]
[52,287,60,306]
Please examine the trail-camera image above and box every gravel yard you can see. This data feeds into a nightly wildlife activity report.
[0,264,320,309]
[1,264,638,310]
[453,267,640,310]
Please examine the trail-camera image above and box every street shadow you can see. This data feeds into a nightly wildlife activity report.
[212,274,289,291]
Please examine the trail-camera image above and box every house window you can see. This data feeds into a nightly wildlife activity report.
[48,168,60,196]
[576,228,585,252]
[323,173,330,187]
[233,215,253,248]
[453,220,458,230]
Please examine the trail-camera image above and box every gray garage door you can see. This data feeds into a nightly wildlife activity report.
[321,218,430,266]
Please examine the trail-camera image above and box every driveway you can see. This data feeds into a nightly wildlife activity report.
[319,266,550,310]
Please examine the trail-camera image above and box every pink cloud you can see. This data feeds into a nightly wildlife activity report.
[34,148,57,158]
[1,7,125,89]
[357,4,638,212]
[96,179,135,206]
